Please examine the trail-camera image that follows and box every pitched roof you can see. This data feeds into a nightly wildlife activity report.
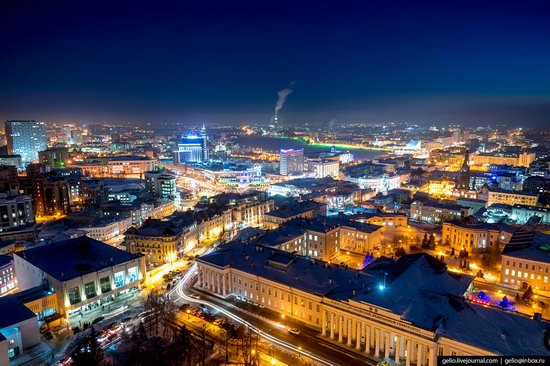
[198,241,549,355]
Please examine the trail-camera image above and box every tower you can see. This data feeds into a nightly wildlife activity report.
[174,125,209,164]
[458,149,471,189]
[200,123,209,162]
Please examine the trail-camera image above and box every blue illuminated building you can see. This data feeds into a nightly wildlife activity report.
[175,124,208,163]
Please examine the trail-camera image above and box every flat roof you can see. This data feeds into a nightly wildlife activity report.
[502,231,550,263]
[0,255,12,268]
[126,211,197,237]
[266,201,321,218]
[0,296,36,329]
[12,284,54,304]
[15,236,142,281]
[414,199,468,211]
[272,177,358,192]
[489,188,538,197]
[0,240,15,249]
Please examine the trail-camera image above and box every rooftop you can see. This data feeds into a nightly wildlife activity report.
[83,155,155,163]
[199,241,472,304]
[0,255,12,267]
[258,224,305,247]
[413,199,468,211]
[443,217,516,233]
[272,177,359,193]
[0,296,37,329]
[15,236,142,281]
[0,240,15,250]
[489,188,538,197]
[198,241,549,355]
[513,204,550,212]
[126,211,197,237]
[12,283,55,304]
[266,201,322,218]
[326,216,382,234]
[502,231,550,263]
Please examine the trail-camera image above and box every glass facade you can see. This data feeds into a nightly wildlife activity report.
[128,266,139,283]
[5,120,47,164]
[114,270,126,288]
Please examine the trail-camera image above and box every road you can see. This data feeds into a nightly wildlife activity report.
[167,262,377,366]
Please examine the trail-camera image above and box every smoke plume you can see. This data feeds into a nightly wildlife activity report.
[274,88,293,115]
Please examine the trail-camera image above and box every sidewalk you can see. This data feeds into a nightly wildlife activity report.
[67,288,141,327]
[11,342,52,366]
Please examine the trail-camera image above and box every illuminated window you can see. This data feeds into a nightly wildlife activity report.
[114,270,126,288]
[128,266,139,283]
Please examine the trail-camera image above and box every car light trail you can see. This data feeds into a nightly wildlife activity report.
[167,261,336,366]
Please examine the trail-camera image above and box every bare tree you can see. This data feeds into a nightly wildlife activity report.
[236,326,261,366]
[144,287,176,338]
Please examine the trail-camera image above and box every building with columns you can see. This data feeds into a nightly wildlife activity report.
[197,241,549,360]
[442,217,515,253]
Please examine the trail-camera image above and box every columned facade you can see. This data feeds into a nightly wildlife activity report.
[196,261,496,362]
[198,265,230,297]
[313,306,439,366]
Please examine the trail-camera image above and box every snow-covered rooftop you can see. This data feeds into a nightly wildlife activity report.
[198,240,550,355]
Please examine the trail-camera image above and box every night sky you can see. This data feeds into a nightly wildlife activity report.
[1,0,550,127]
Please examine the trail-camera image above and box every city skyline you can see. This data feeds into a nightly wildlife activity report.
[1,2,550,364]
[1,0,550,126]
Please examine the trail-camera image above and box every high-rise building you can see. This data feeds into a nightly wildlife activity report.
[306,158,340,178]
[279,149,304,176]
[5,120,47,165]
[38,147,69,168]
[145,171,177,198]
[32,176,71,217]
[175,126,208,163]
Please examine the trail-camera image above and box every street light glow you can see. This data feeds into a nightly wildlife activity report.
[166,260,334,366]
